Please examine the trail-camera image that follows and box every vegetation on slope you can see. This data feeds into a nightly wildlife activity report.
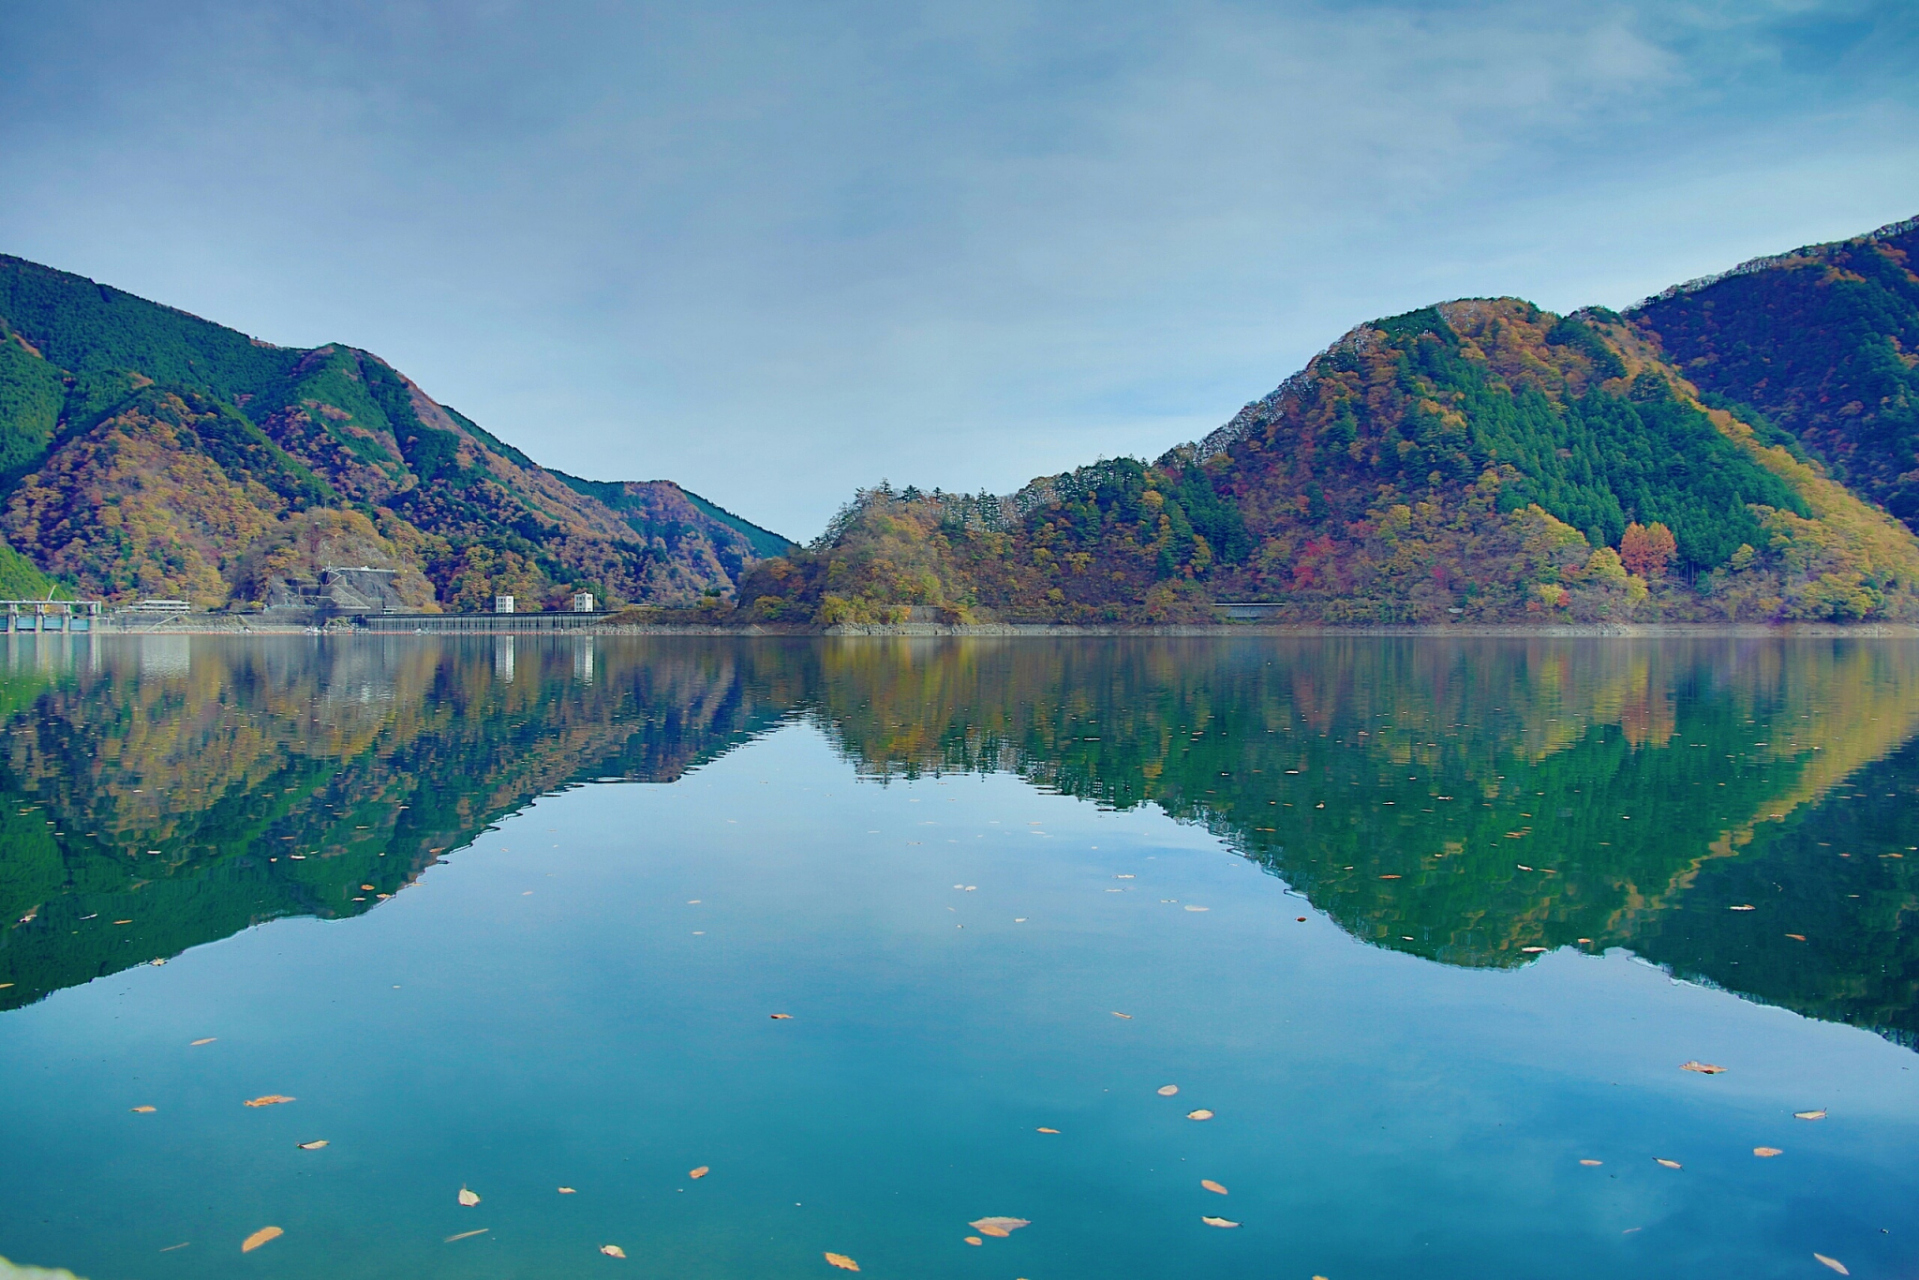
[742,296,1919,624]
[0,254,783,608]
[1629,216,1919,527]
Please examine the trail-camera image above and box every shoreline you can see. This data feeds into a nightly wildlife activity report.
[38,618,1919,639]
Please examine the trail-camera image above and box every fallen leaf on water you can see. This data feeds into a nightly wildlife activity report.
[1814,1254,1849,1275]
[1111,1011,1132,1019]
[1795,1110,1827,1120]
[1655,1159,1682,1170]
[558,1187,577,1194]
[1157,1085,1179,1096]
[770,1013,794,1020]
[963,1236,982,1246]
[1201,1180,1228,1195]
[689,1166,709,1179]
[296,1140,328,1150]
[131,1105,156,1113]
[243,1095,296,1107]
[361,885,376,892]
[824,1252,860,1271]
[1201,1216,1240,1228]
[1786,933,1807,941]
[1036,1127,1060,1134]
[601,1244,627,1258]
[1753,1147,1783,1158]
[445,1229,489,1243]
[1187,1109,1215,1121]
[1679,1061,1726,1075]
[458,1186,481,1207]
[190,1038,216,1046]
[1579,1159,1602,1166]
[241,1226,283,1253]
[969,1217,1030,1237]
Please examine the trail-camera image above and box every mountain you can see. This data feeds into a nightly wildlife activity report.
[0,254,790,609]
[555,473,795,587]
[1628,215,1919,528]
[741,219,1919,625]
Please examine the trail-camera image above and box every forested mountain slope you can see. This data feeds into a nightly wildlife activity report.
[1629,215,1919,528]
[743,220,1919,625]
[0,254,787,608]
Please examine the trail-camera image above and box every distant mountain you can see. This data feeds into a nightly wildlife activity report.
[0,254,790,608]
[1629,215,1919,528]
[742,217,1919,625]
[555,473,795,586]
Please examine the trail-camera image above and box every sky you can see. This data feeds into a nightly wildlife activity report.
[2,1,1916,539]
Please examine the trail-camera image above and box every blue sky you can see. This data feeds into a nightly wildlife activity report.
[2,0,1916,538]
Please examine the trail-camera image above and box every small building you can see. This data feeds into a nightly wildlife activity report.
[493,595,516,615]
[572,592,596,613]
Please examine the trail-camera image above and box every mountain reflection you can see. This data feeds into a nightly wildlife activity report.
[2,635,1914,1048]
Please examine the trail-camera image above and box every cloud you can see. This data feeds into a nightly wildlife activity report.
[0,0,1914,536]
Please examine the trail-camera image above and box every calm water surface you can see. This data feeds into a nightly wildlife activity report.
[0,636,1915,1279]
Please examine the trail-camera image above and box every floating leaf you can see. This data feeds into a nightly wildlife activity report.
[824,1252,860,1271]
[1753,1147,1783,1158]
[445,1229,489,1243]
[1679,1061,1726,1075]
[558,1187,577,1194]
[243,1094,296,1107]
[601,1244,627,1258]
[1201,1216,1240,1228]
[770,1013,793,1020]
[1201,1180,1228,1195]
[1036,1127,1060,1134]
[1786,933,1807,941]
[131,1105,157,1113]
[190,1038,216,1046]
[970,1217,1030,1237]
[1187,1109,1214,1121]
[296,1140,328,1150]
[1157,1085,1179,1096]
[458,1186,481,1207]
[1655,1159,1682,1169]
[1814,1255,1849,1275]
[1795,1110,1827,1121]
[963,1236,982,1246]
[689,1166,709,1179]
[241,1226,283,1253]
[1579,1159,1602,1166]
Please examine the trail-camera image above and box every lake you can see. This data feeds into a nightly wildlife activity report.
[0,635,1914,1279]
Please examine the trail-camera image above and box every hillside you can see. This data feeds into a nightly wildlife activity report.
[742,225,1919,625]
[0,254,789,609]
[1629,215,1919,528]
